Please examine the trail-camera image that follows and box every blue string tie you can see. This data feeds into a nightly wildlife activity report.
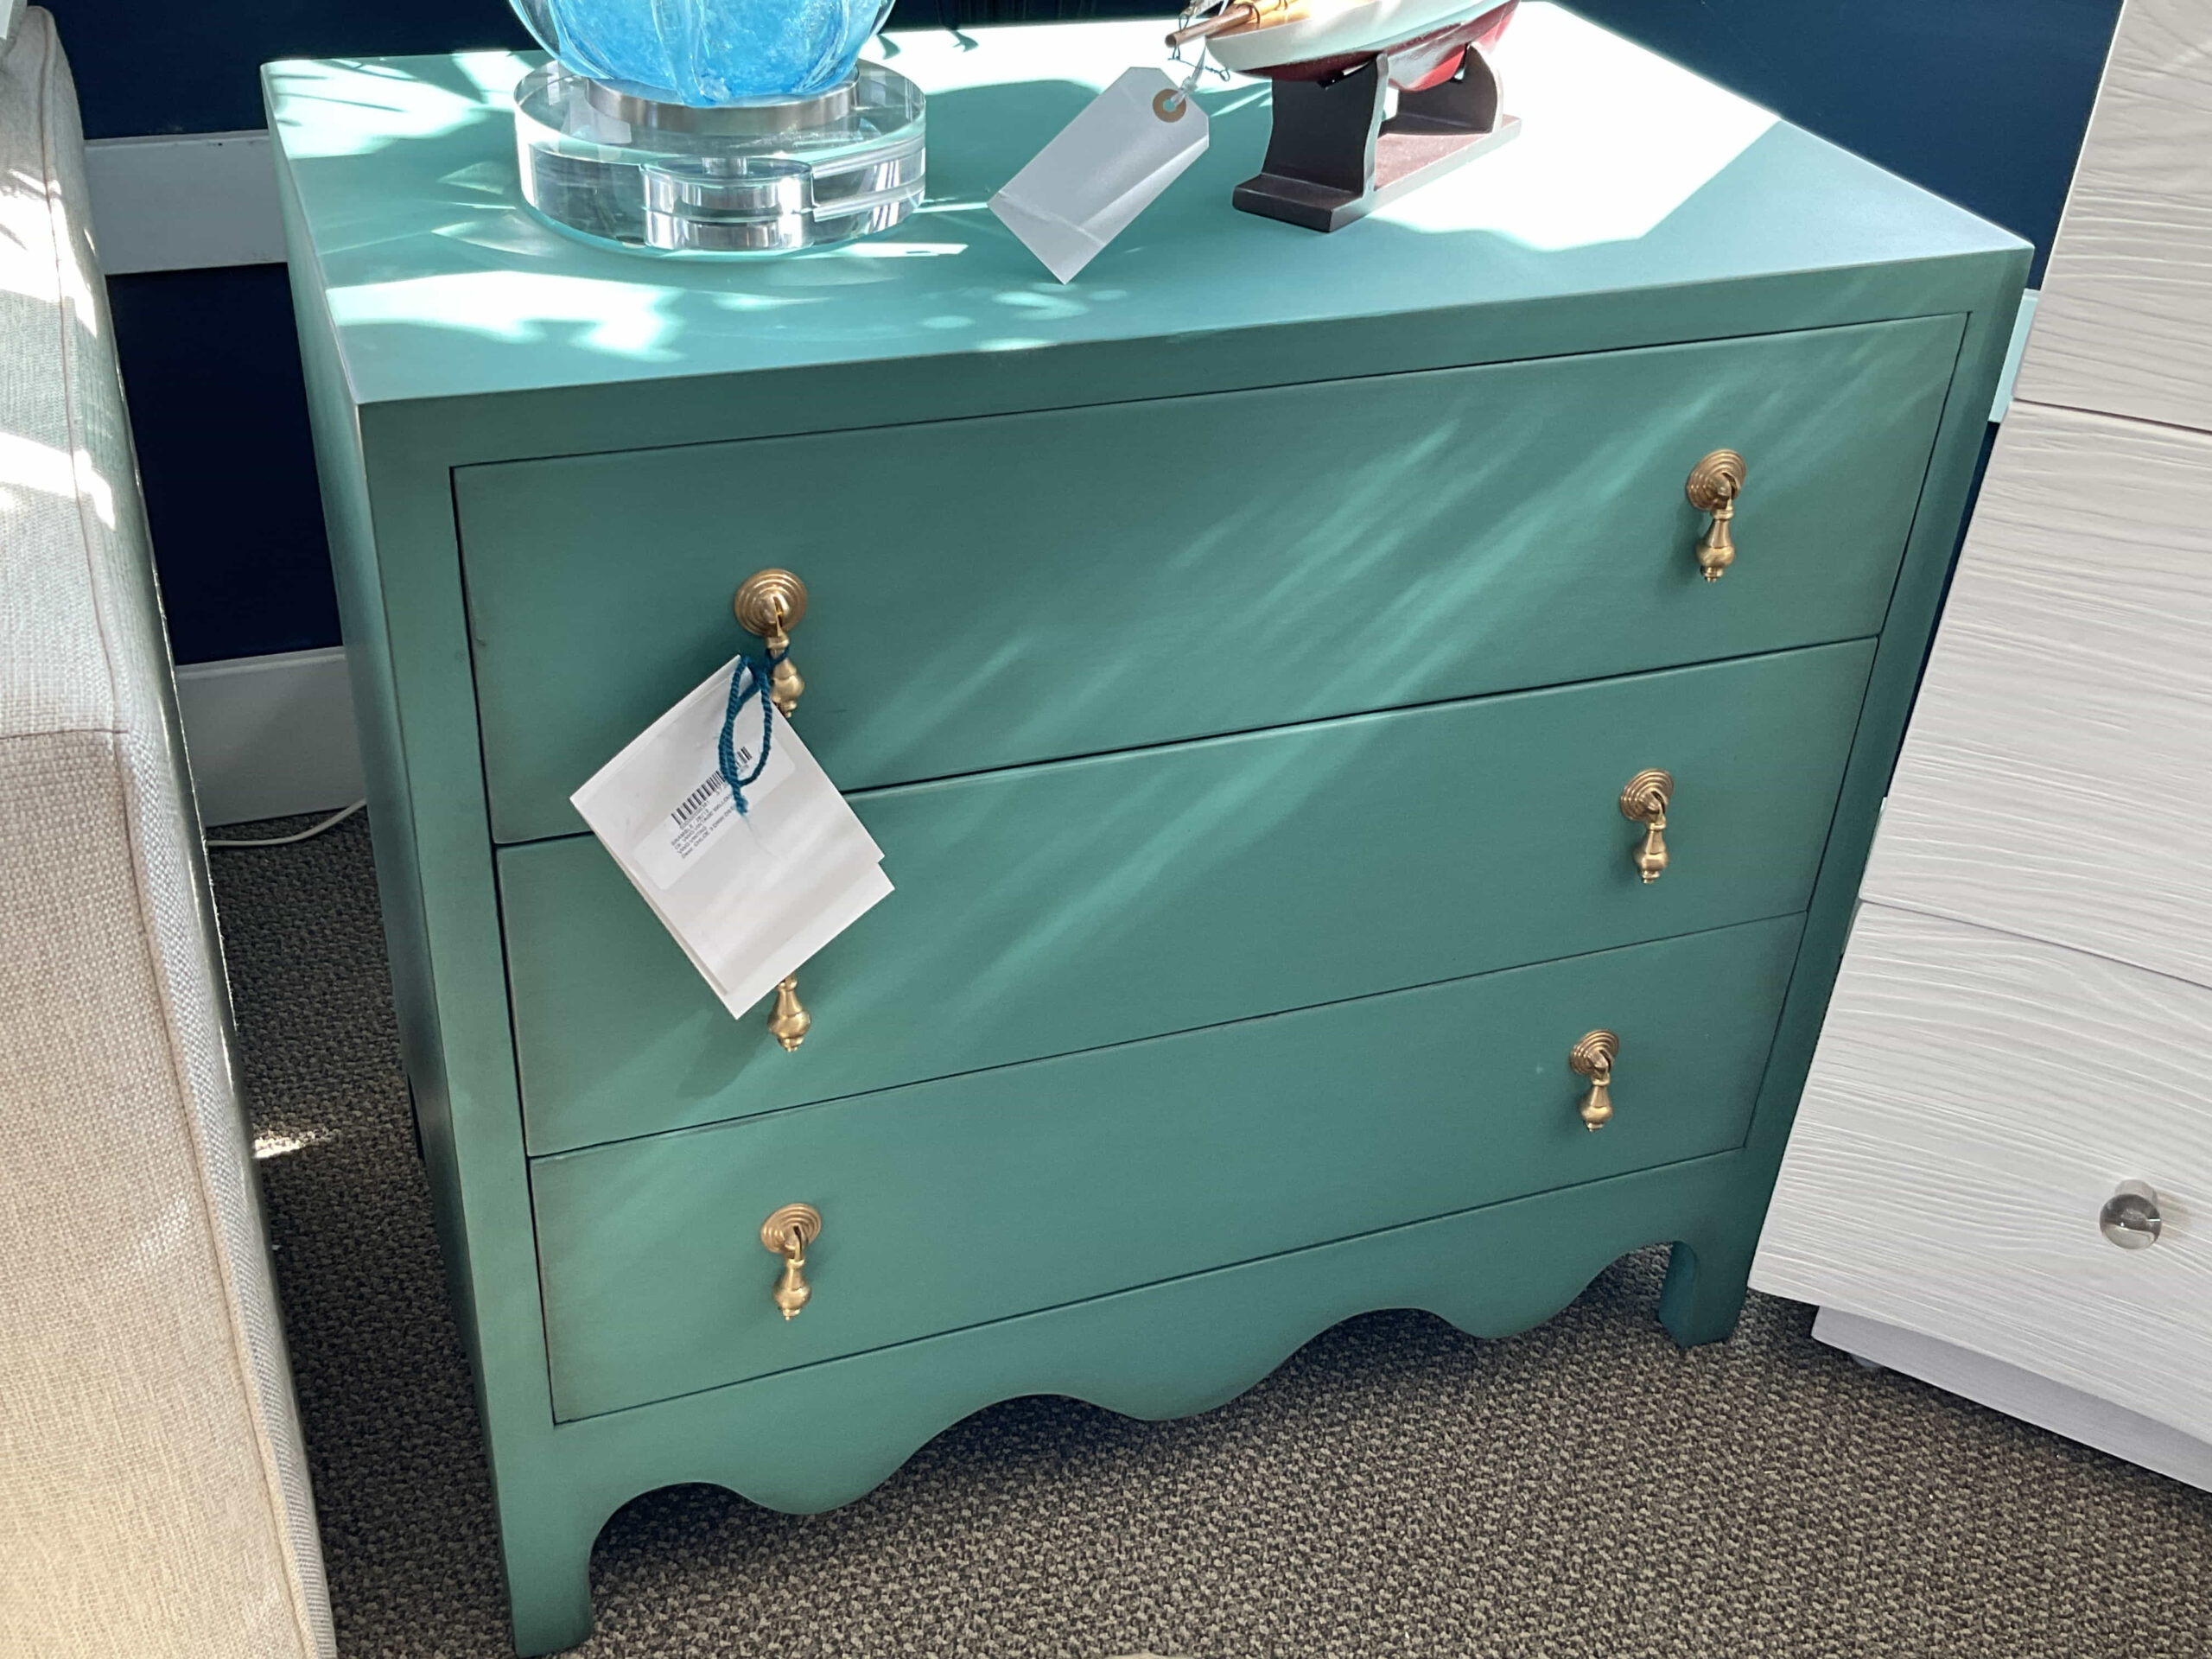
[717,649,781,816]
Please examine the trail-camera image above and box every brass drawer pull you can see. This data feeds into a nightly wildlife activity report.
[1686,449,1745,581]
[1569,1030,1618,1131]
[1619,769,1673,883]
[761,1203,823,1319]
[734,567,809,716]
[766,974,811,1052]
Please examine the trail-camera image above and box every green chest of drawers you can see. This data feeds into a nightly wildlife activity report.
[268,14,2024,1652]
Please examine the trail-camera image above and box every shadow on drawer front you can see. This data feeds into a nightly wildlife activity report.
[502,641,1872,1154]
[532,912,1802,1421]
[458,315,1960,844]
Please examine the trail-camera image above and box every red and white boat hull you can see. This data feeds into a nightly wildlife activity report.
[1205,0,1516,86]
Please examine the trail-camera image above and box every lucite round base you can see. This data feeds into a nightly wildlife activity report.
[513,60,925,255]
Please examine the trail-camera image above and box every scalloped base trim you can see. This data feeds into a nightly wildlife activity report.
[495,1150,1758,1654]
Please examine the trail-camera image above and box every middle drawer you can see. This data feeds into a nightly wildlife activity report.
[502,640,1872,1154]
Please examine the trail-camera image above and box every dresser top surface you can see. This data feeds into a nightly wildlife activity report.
[267,7,2022,410]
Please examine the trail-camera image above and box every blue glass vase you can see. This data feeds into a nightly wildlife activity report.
[509,0,896,104]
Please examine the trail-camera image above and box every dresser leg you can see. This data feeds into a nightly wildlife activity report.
[500,1503,598,1657]
[1656,1236,1753,1348]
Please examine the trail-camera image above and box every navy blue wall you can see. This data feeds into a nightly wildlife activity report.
[54,0,534,661]
[53,0,2116,664]
[1569,0,2119,289]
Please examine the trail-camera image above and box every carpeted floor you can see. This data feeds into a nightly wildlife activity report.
[209,811,2212,1659]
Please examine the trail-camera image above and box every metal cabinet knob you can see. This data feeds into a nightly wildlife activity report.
[1569,1029,1618,1131]
[733,567,808,716]
[2099,1181,2164,1250]
[1686,449,1745,581]
[761,1202,823,1319]
[1619,769,1674,883]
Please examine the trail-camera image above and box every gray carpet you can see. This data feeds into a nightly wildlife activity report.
[209,812,2212,1659]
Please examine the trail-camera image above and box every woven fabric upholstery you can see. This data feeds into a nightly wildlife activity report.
[0,13,335,1658]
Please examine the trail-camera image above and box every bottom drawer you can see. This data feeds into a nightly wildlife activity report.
[1755,904,2212,1442]
[534,915,1802,1421]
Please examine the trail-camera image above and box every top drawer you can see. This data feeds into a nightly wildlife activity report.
[457,316,1961,843]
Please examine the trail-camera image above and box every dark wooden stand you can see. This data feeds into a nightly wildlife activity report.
[1232,42,1520,232]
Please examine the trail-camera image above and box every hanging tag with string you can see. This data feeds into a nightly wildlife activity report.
[989,48,1215,283]
[568,609,891,1029]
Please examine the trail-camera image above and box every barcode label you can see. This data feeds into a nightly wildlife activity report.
[633,730,794,891]
[671,774,723,826]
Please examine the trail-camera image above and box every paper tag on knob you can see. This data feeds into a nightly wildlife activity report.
[570,658,891,1022]
[990,66,1210,283]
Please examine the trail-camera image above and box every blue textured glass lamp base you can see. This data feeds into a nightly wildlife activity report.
[510,0,893,104]
[514,60,925,255]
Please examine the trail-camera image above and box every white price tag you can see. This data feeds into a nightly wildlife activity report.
[990,66,1211,283]
[570,658,891,1021]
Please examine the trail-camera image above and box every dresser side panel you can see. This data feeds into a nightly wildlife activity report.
[1727,247,2029,1254]
[354,410,587,1549]
[276,151,481,1357]
[276,134,583,1604]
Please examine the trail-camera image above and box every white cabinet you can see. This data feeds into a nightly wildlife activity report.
[1754,0,2212,1482]
[2017,0,2212,431]
[1863,404,2212,984]
[1758,906,2212,1446]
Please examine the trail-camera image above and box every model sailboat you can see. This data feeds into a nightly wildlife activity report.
[1174,0,1516,86]
[1171,0,1521,230]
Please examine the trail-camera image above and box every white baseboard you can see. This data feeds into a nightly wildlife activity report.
[1813,1306,2212,1491]
[175,647,363,827]
[82,130,284,275]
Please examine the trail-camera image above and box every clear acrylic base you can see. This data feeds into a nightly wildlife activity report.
[513,60,925,255]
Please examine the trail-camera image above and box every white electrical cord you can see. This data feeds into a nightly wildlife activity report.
[205,798,366,849]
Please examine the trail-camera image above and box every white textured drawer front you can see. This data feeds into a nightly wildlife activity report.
[2017,0,2212,432]
[1863,403,2212,987]
[1754,904,2212,1444]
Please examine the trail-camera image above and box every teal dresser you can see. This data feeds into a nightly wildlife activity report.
[266,14,2025,1652]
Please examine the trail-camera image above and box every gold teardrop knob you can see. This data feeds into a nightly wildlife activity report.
[766,974,810,1052]
[1686,450,1745,581]
[1619,769,1675,884]
[1569,1030,1618,1131]
[760,1203,822,1320]
[733,568,809,716]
